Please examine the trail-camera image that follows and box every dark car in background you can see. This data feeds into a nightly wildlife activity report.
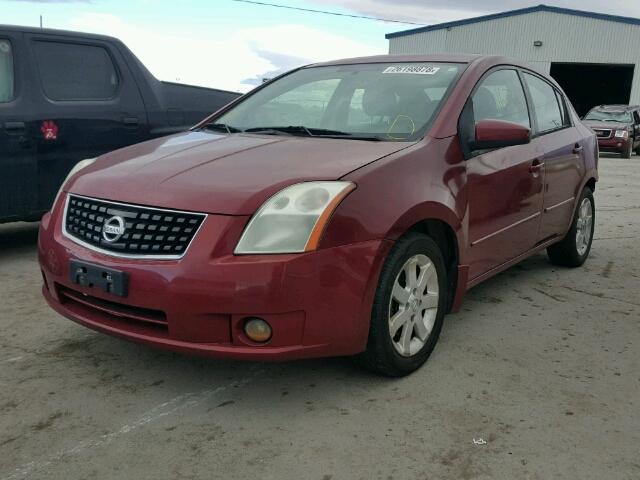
[582,105,640,158]
[0,25,240,224]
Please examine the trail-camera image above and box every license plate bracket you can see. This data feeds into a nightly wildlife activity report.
[69,260,129,297]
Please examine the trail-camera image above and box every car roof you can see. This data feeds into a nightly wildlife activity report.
[0,24,120,43]
[311,54,482,66]
[306,54,546,74]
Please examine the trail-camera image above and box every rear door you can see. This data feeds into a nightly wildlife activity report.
[464,68,545,279]
[632,109,640,150]
[25,33,148,211]
[0,32,38,221]
[521,72,583,242]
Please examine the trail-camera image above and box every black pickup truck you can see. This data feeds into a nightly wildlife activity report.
[0,25,241,223]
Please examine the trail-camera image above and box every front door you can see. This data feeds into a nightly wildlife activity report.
[0,33,37,222]
[24,33,148,212]
[464,68,544,279]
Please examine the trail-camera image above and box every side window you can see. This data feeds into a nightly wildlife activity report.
[554,90,571,127]
[347,88,370,131]
[472,69,530,127]
[33,41,119,101]
[0,39,15,103]
[523,73,564,133]
[633,111,640,124]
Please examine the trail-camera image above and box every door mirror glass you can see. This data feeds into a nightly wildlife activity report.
[471,119,531,150]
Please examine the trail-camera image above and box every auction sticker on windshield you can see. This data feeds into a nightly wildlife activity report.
[383,65,440,75]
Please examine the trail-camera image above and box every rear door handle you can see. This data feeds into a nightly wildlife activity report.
[122,117,139,126]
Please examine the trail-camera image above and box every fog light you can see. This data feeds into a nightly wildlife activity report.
[243,317,272,343]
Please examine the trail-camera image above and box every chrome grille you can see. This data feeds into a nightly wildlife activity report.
[594,128,612,139]
[64,195,206,258]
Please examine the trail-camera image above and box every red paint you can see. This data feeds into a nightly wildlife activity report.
[41,120,58,140]
[39,55,598,360]
[474,119,531,146]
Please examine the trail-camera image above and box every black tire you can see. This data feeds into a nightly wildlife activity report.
[622,142,632,159]
[547,187,595,267]
[355,232,448,377]
[635,146,640,156]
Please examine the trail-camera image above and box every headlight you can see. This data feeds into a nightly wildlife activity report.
[614,130,629,139]
[52,158,97,209]
[235,181,355,254]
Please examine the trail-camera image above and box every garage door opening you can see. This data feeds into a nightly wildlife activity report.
[550,63,634,117]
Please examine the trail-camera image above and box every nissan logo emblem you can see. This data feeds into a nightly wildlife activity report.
[102,216,126,243]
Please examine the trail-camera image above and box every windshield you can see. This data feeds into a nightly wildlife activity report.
[210,62,465,141]
[584,109,632,123]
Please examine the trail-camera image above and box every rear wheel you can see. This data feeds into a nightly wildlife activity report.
[547,187,594,267]
[356,233,447,377]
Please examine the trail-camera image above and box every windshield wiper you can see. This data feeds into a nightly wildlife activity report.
[203,123,242,133]
[244,125,382,141]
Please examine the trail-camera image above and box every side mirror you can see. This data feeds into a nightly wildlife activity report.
[470,119,531,150]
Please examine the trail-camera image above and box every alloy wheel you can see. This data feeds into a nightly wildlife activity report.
[388,254,439,357]
[575,197,593,256]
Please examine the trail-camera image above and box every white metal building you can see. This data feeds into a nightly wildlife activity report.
[386,4,640,115]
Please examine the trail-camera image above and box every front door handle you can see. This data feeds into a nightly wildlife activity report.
[573,144,584,154]
[529,160,545,174]
[4,121,25,131]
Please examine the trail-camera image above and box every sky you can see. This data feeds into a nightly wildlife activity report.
[3,0,640,92]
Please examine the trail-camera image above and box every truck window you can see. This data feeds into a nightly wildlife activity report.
[0,39,14,103]
[33,41,119,101]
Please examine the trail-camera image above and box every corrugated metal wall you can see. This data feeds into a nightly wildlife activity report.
[388,10,640,104]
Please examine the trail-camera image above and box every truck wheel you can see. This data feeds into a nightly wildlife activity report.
[547,187,594,267]
[622,142,632,159]
[355,232,447,377]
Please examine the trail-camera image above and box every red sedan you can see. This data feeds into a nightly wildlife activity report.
[39,55,598,376]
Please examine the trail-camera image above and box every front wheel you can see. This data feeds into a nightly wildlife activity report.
[622,142,633,159]
[355,233,447,377]
[547,187,595,267]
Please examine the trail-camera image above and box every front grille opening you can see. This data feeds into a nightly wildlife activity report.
[57,284,168,331]
[64,195,205,258]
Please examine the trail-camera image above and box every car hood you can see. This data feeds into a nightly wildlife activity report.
[68,131,412,215]
[582,120,630,130]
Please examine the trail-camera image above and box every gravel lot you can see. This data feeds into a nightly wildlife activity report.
[0,155,638,480]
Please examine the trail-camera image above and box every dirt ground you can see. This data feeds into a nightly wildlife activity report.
[0,155,638,480]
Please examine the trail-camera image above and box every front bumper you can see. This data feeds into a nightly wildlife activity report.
[39,195,391,360]
[597,136,629,153]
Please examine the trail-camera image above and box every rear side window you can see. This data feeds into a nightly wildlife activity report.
[0,40,14,103]
[554,90,571,127]
[472,69,530,127]
[523,73,565,133]
[33,41,119,101]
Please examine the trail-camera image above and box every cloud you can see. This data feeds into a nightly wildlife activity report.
[241,50,310,86]
[62,14,380,92]
[315,0,640,25]
[7,0,92,3]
